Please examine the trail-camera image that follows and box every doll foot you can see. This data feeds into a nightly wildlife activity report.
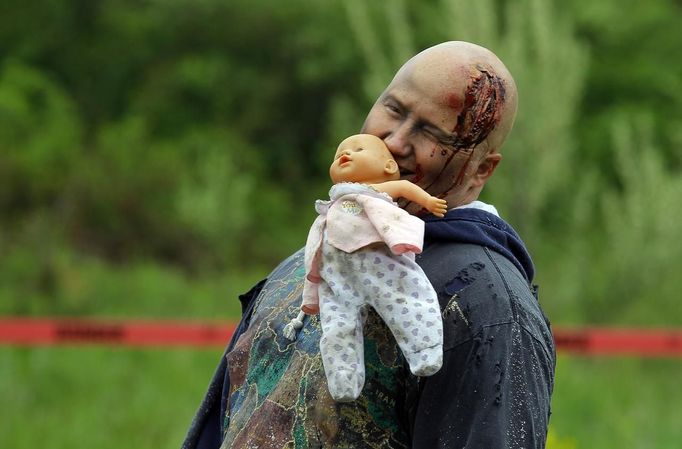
[405,344,443,377]
[326,368,364,402]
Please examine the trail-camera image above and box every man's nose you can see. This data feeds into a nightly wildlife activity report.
[382,123,413,158]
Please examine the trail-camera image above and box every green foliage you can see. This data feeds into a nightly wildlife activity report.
[0,61,81,214]
[0,0,366,274]
[0,0,679,324]
[342,0,416,98]
[564,0,682,172]
[1,0,681,447]
[64,116,190,264]
[0,240,259,319]
[535,113,682,325]
[585,117,682,324]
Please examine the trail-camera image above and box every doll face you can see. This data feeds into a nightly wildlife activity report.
[329,134,399,184]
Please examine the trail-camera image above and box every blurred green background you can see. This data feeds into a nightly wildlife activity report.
[1,0,681,447]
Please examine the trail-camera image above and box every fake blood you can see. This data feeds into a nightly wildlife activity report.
[412,164,424,183]
[449,68,506,150]
[439,68,507,188]
[422,145,457,193]
[454,150,475,186]
[447,93,463,111]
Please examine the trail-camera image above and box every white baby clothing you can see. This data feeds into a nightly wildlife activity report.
[303,183,443,402]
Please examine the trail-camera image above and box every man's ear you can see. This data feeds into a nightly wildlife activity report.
[473,152,502,186]
[384,159,399,176]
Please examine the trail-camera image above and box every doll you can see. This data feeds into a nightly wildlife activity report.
[284,134,446,402]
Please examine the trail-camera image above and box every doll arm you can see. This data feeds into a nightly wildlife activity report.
[371,180,448,217]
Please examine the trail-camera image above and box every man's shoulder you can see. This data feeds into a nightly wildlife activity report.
[264,246,306,282]
[418,240,527,301]
[418,241,552,354]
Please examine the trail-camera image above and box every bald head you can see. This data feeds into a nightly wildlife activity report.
[396,41,517,155]
[362,41,518,211]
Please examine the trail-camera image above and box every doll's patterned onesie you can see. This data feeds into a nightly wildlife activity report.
[303,183,443,402]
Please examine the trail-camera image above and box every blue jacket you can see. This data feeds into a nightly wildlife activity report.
[183,207,555,448]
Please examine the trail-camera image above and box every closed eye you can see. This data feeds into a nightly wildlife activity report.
[383,99,403,116]
[419,124,458,148]
[420,126,438,141]
[387,104,399,113]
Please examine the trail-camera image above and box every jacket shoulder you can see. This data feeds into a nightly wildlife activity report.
[417,242,553,356]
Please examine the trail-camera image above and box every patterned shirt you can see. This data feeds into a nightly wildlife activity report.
[221,250,411,448]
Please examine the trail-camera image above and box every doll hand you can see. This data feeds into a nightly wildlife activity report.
[426,197,448,217]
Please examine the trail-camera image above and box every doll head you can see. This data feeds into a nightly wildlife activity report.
[329,134,400,184]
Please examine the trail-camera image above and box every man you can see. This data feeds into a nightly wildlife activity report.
[183,41,555,449]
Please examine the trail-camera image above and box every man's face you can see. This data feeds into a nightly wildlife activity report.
[361,59,505,213]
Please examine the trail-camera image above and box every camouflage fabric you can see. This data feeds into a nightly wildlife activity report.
[221,249,411,449]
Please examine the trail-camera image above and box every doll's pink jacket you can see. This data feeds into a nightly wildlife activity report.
[302,183,424,313]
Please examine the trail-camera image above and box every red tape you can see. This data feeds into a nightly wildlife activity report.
[552,327,682,357]
[1,317,682,356]
[0,317,236,348]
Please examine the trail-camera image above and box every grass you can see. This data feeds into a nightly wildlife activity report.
[0,346,220,449]
[550,356,682,448]
[1,347,681,448]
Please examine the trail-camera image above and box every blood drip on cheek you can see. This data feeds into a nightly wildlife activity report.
[413,164,424,183]
[430,144,447,158]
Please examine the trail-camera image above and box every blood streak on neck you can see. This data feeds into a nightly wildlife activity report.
[412,164,424,183]
[454,150,475,186]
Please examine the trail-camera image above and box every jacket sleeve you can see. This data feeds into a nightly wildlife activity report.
[181,279,267,449]
[408,320,555,448]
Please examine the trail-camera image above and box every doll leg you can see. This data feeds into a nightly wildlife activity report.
[364,251,444,376]
[319,284,366,402]
[318,247,366,402]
